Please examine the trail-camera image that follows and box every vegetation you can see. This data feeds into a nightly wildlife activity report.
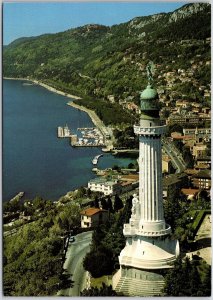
[80,283,119,296]
[163,256,211,296]
[74,97,135,126]
[114,126,139,149]
[164,183,211,247]
[3,197,80,296]
[83,196,132,278]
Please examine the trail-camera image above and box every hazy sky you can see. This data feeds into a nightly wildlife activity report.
[3,1,188,45]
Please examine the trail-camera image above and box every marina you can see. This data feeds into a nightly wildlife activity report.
[70,127,105,147]
[58,125,105,147]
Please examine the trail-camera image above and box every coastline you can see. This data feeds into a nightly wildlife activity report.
[3,77,82,100]
[4,76,113,149]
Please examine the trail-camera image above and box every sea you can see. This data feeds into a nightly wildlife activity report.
[3,79,135,201]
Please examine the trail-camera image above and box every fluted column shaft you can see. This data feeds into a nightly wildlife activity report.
[139,134,164,222]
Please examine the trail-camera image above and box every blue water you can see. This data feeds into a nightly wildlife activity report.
[3,79,135,201]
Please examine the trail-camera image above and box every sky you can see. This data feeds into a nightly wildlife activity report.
[3,1,190,45]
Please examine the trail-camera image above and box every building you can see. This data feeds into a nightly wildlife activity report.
[167,114,210,126]
[183,128,211,143]
[88,177,121,195]
[181,188,200,201]
[192,170,211,190]
[196,156,211,170]
[113,70,179,296]
[162,154,172,174]
[193,144,207,159]
[80,207,108,228]
[163,173,188,199]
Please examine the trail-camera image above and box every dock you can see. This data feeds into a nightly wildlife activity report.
[57,125,72,138]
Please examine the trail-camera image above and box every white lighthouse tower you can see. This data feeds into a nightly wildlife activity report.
[113,64,179,297]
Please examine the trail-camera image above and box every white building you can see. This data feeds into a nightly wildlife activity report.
[88,177,121,195]
[113,74,179,296]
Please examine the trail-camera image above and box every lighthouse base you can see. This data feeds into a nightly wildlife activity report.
[112,234,179,296]
[113,267,166,296]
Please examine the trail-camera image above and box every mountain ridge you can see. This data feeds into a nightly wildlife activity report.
[3,2,211,126]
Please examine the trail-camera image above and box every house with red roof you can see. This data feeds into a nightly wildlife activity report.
[80,207,108,228]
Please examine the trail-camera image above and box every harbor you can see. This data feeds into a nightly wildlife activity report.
[3,79,135,202]
[58,125,106,147]
[74,127,104,147]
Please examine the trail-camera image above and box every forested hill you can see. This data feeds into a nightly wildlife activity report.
[3,2,211,123]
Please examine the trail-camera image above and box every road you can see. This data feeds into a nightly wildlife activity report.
[58,231,93,296]
[162,139,186,173]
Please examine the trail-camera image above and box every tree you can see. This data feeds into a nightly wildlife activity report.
[113,195,123,212]
[83,246,114,278]
[80,283,118,296]
[93,196,99,208]
[200,265,211,296]
[33,196,45,210]
[101,198,108,210]
[163,256,211,296]
[106,196,113,213]
[164,186,184,232]
[183,146,194,168]
[57,203,80,232]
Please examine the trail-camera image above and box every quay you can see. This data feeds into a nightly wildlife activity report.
[57,125,72,138]
[9,192,25,203]
[77,127,95,131]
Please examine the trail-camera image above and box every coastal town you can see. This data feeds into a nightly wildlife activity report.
[3,2,211,298]
[4,45,211,295]
[4,60,211,295]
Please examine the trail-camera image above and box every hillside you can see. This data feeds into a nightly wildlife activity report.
[3,3,211,126]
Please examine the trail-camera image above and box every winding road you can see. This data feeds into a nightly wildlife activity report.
[162,138,186,173]
[58,231,93,296]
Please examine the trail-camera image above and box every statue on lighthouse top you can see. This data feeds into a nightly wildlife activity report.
[140,62,160,119]
[146,61,155,85]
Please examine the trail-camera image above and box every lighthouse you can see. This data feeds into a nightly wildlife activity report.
[113,63,179,296]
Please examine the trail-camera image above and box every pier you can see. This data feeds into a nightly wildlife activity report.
[9,192,25,202]
[92,154,103,165]
[57,125,72,138]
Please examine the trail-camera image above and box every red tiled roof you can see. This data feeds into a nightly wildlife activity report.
[181,188,200,196]
[120,174,139,182]
[80,207,107,216]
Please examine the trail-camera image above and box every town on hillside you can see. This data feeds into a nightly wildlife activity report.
[3,3,211,298]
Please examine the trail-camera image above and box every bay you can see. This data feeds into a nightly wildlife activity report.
[3,79,135,201]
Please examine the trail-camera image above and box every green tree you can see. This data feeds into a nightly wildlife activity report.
[80,283,118,296]
[83,246,114,278]
[113,195,123,212]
